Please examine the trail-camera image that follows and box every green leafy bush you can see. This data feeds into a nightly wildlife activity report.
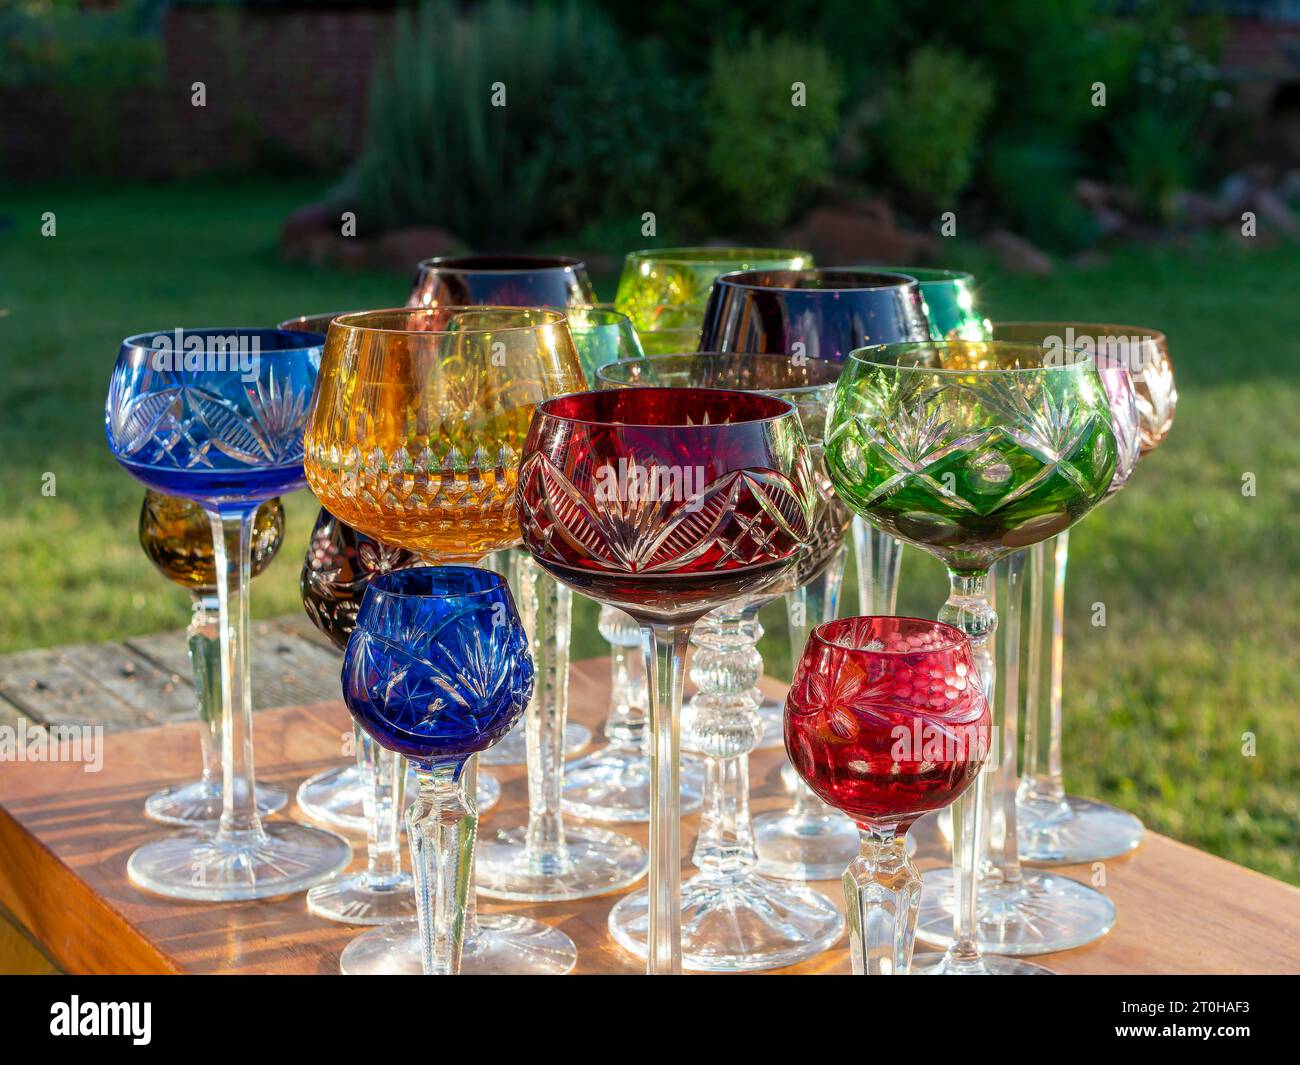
[342,0,693,246]
[699,33,843,232]
[1114,27,1230,222]
[876,46,992,217]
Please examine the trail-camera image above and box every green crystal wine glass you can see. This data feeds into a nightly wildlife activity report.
[824,339,1117,975]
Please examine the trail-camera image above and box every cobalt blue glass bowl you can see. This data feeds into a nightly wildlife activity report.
[105,328,325,505]
[697,269,930,362]
[342,566,534,769]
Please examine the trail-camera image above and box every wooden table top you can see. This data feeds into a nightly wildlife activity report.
[1,656,1298,975]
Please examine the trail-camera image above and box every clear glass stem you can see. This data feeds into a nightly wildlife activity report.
[407,762,476,975]
[599,606,646,747]
[988,551,1026,883]
[791,778,826,817]
[1020,532,1069,807]
[361,732,406,886]
[641,622,690,975]
[936,568,995,972]
[843,827,922,975]
[787,543,848,662]
[187,592,222,787]
[689,603,763,877]
[852,514,901,615]
[461,754,481,938]
[206,506,262,843]
[514,553,572,863]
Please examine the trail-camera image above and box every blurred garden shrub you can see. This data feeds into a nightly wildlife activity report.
[876,46,991,216]
[340,0,1237,251]
[700,33,843,232]
[342,0,696,246]
[1113,26,1231,222]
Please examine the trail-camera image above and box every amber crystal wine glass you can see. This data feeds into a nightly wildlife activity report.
[137,490,287,825]
[990,324,1174,866]
[405,277,597,767]
[516,386,817,973]
[304,306,599,973]
[593,353,847,969]
[824,340,1118,974]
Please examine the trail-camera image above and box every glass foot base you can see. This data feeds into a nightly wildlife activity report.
[607,872,844,971]
[912,951,1055,975]
[917,868,1115,955]
[144,777,286,826]
[475,823,648,901]
[307,872,416,925]
[560,745,705,823]
[296,765,368,834]
[1017,795,1144,864]
[339,914,577,975]
[753,807,863,881]
[480,722,591,766]
[298,765,500,835]
[128,822,352,901]
[754,808,915,882]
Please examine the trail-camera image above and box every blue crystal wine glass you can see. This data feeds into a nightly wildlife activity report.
[105,328,352,900]
[339,566,534,976]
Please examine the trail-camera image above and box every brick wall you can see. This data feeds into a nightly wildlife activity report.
[0,5,395,179]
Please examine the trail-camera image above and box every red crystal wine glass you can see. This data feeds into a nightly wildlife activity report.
[516,387,816,973]
[787,616,991,974]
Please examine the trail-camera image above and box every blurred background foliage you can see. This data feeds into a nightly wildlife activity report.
[0,0,1245,252]
[331,0,1237,250]
[0,0,163,87]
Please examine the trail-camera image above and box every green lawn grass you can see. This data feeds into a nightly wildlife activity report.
[2,178,1297,884]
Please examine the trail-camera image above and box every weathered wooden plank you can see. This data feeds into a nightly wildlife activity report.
[60,643,194,724]
[121,631,196,689]
[0,696,30,730]
[1,622,341,733]
[0,647,148,730]
[243,620,342,709]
